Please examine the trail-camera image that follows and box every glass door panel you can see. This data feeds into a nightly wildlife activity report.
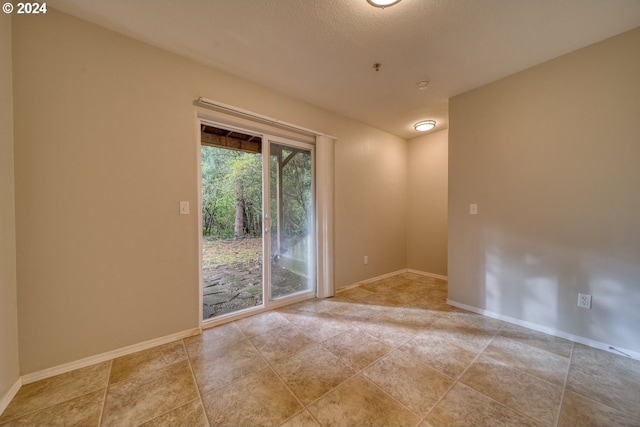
[200,125,264,320]
[268,140,315,300]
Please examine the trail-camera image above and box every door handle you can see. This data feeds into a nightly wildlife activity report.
[264,215,271,233]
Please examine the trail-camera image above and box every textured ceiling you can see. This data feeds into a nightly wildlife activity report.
[51,0,640,139]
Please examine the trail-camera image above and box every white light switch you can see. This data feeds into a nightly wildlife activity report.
[470,204,478,215]
[180,201,190,215]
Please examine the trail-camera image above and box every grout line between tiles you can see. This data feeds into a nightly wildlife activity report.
[358,366,424,421]
[234,315,322,427]
[1,361,114,427]
[181,339,209,427]
[554,341,575,427]
[451,381,545,426]
[419,323,505,425]
[481,334,572,391]
[134,398,203,427]
[298,370,360,411]
[116,356,201,427]
[454,325,560,427]
[275,408,310,427]
[97,359,113,427]
[106,340,189,387]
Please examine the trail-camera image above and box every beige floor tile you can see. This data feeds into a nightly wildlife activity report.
[138,399,210,427]
[183,322,245,357]
[352,318,420,347]
[281,311,352,342]
[558,390,640,427]
[444,311,505,335]
[375,305,443,330]
[334,287,375,302]
[360,291,416,307]
[321,329,392,370]
[460,355,563,425]
[359,280,397,293]
[363,276,413,289]
[571,343,640,371]
[307,375,420,427]
[483,335,570,385]
[571,343,640,375]
[279,410,320,427]
[395,272,427,281]
[110,341,187,385]
[101,360,199,427]
[363,282,413,297]
[415,288,449,302]
[566,344,640,418]
[273,345,355,405]
[399,331,481,378]
[499,323,573,358]
[277,299,346,317]
[308,298,349,312]
[390,281,433,296]
[0,361,110,421]
[201,367,302,427]
[362,350,454,417]
[407,281,449,307]
[325,301,381,323]
[184,323,248,359]
[428,317,498,352]
[234,311,290,338]
[407,299,457,312]
[250,324,316,363]
[382,275,417,286]
[410,276,447,286]
[189,338,267,394]
[0,389,104,427]
[426,382,542,427]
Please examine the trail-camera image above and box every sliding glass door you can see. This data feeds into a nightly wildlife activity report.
[200,123,315,321]
[267,140,315,300]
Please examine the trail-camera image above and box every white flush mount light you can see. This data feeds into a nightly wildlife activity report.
[367,0,402,8]
[414,120,436,132]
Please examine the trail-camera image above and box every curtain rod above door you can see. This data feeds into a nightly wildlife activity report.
[197,97,336,139]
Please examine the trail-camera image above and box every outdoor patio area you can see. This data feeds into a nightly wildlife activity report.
[202,238,308,319]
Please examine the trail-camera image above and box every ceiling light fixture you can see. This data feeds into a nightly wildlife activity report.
[367,0,401,8]
[414,120,436,132]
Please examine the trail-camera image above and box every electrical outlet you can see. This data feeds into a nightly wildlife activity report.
[364,256,368,265]
[470,204,478,215]
[578,293,592,309]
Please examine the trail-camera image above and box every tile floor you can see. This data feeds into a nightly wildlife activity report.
[2,272,640,426]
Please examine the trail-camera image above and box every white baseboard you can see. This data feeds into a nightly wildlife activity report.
[447,299,640,361]
[407,269,448,281]
[0,377,22,415]
[21,327,202,385]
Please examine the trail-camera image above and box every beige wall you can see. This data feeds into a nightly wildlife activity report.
[12,9,408,373]
[449,27,640,353]
[0,14,20,398]
[335,126,407,286]
[407,130,448,276]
